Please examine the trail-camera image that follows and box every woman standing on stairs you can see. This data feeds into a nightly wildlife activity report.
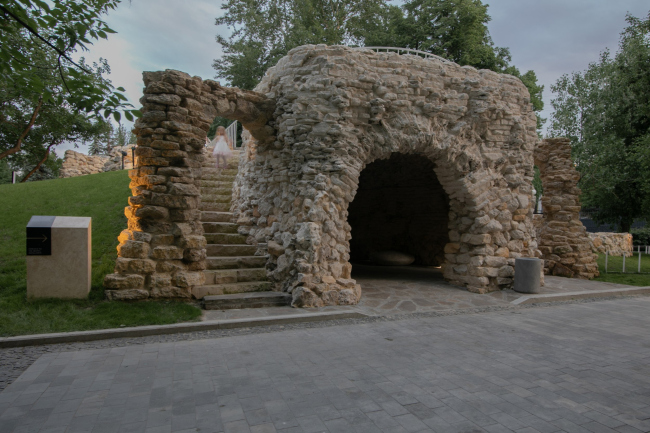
[209,126,233,170]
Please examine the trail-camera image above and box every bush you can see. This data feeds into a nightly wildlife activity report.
[630,227,650,246]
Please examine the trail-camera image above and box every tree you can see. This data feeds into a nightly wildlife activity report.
[0,0,139,164]
[114,123,130,147]
[549,12,650,232]
[1,28,115,180]
[366,0,544,129]
[214,0,544,129]
[214,0,385,90]
[0,158,13,184]
[367,0,510,70]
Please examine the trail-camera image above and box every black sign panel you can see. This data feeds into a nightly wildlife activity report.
[26,216,55,256]
[27,227,51,255]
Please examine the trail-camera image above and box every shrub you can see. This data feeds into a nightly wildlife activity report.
[630,227,650,246]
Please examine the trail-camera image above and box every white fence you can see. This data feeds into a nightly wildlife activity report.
[226,121,238,148]
[604,246,650,273]
[356,46,450,64]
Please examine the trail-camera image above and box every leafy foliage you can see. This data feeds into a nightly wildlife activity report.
[630,227,650,246]
[0,0,137,120]
[0,158,13,184]
[366,0,544,129]
[214,0,543,129]
[214,0,385,90]
[1,1,140,180]
[88,122,135,155]
[549,12,650,232]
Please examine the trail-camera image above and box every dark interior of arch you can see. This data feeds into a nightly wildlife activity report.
[348,153,450,266]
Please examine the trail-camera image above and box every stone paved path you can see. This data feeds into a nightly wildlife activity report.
[2,297,650,433]
[203,265,634,320]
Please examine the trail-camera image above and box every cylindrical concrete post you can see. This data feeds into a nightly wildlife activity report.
[514,258,542,294]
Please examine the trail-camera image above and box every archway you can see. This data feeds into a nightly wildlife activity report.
[348,153,449,267]
[105,46,541,306]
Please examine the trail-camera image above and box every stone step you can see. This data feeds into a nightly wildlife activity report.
[207,244,257,256]
[202,222,239,234]
[192,281,273,299]
[200,211,233,223]
[204,233,248,245]
[203,268,267,285]
[200,202,230,212]
[201,174,237,182]
[203,167,238,176]
[206,255,267,270]
[199,186,234,196]
[200,180,236,188]
[202,157,241,165]
[203,292,291,310]
[201,193,231,204]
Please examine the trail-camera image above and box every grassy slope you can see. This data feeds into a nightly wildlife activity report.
[0,171,200,337]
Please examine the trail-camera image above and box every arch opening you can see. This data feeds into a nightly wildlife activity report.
[348,153,450,267]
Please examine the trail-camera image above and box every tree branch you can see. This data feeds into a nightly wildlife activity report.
[57,56,71,94]
[0,5,92,74]
[0,95,43,160]
[20,140,57,183]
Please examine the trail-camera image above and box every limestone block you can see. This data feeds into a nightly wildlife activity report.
[588,232,632,256]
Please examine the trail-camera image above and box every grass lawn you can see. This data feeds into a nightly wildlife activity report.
[594,252,650,286]
[0,171,201,337]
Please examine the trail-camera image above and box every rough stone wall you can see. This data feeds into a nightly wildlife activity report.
[59,150,110,177]
[231,45,540,306]
[103,69,275,300]
[59,147,135,178]
[589,232,633,256]
[348,153,449,266]
[534,138,599,278]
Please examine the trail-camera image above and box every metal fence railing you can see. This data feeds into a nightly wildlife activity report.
[603,246,650,273]
[354,46,451,64]
[226,121,238,148]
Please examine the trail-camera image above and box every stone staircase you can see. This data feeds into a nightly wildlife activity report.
[193,148,291,310]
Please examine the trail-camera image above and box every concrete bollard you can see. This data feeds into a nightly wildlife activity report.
[514,258,542,294]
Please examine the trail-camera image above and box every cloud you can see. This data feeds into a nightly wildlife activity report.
[64,0,229,154]
[487,0,650,131]
[66,0,649,154]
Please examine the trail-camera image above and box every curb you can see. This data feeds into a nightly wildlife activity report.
[0,311,367,349]
[511,286,650,305]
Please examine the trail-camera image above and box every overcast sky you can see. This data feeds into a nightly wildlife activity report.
[63,0,650,154]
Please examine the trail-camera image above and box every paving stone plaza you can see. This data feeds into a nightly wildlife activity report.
[2,296,650,433]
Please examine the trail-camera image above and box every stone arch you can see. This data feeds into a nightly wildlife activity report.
[347,152,450,267]
[231,45,540,307]
[104,45,540,306]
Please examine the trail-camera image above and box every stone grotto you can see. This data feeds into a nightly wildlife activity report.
[103,44,598,307]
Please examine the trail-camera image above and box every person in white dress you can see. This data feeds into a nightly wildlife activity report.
[209,126,233,170]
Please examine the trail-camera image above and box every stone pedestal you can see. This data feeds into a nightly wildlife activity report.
[26,216,92,299]
[514,258,542,294]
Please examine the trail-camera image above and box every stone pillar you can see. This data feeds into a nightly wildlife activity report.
[103,70,211,299]
[103,69,275,300]
[534,138,599,278]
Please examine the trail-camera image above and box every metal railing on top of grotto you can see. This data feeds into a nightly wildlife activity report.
[353,46,451,64]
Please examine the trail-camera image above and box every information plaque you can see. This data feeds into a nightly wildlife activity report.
[26,216,55,256]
